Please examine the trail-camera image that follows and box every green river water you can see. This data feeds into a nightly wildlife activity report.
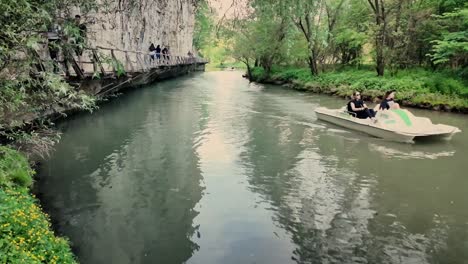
[38,71,468,264]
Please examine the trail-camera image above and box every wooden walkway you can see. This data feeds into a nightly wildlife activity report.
[38,45,208,80]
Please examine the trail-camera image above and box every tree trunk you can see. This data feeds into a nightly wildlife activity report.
[368,0,386,76]
[308,55,319,76]
[246,64,253,82]
[375,10,386,76]
[375,36,385,76]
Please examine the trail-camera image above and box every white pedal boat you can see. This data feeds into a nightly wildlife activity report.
[315,107,461,143]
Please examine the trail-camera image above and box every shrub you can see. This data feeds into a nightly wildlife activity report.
[0,147,77,264]
[0,188,77,264]
[251,65,468,109]
[0,147,33,188]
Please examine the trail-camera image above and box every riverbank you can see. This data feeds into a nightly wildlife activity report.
[0,147,76,263]
[250,67,468,113]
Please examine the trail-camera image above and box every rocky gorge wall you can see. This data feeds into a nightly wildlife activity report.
[86,0,197,56]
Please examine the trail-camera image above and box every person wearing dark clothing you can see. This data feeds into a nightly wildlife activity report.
[347,91,376,119]
[47,23,62,73]
[379,90,400,110]
[149,43,156,60]
[74,15,87,72]
[162,47,168,62]
[155,45,161,60]
[74,15,86,56]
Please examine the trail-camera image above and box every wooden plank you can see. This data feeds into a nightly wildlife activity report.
[125,51,135,73]
[136,53,146,72]
[110,49,117,76]
[64,49,84,79]
[92,50,106,76]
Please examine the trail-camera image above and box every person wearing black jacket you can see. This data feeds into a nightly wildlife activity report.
[155,45,161,60]
[162,46,168,62]
[347,91,376,119]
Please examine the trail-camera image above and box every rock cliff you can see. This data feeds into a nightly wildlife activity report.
[87,0,196,56]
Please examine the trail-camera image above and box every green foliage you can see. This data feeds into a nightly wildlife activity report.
[251,66,468,109]
[0,72,96,130]
[192,0,235,66]
[334,28,367,65]
[0,147,33,188]
[0,187,77,264]
[100,54,126,77]
[0,147,76,263]
[0,0,97,133]
[214,0,468,77]
[429,7,468,66]
[193,0,214,54]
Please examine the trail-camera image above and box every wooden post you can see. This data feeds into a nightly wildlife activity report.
[63,49,84,79]
[136,53,146,72]
[110,49,117,76]
[32,49,46,72]
[125,51,134,73]
[92,50,106,76]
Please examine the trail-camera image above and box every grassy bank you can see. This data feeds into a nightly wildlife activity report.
[0,146,76,264]
[206,61,247,71]
[251,66,468,112]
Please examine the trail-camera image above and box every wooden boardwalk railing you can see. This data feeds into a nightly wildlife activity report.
[38,45,208,79]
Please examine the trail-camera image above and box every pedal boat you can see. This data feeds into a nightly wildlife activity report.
[315,107,461,143]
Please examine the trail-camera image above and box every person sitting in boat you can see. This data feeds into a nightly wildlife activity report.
[347,91,376,119]
[379,90,400,110]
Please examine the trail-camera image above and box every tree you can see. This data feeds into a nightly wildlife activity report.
[290,0,328,75]
[0,0,96,134]
[334,29,367,65]
[193,0,215,56]
[231,21,256,80]
[429,7,468,68]
[367,0,388,76]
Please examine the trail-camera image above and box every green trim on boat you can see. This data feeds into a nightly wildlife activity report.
[392,109,412,126]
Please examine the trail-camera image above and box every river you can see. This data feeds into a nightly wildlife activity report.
[37,71,468,264]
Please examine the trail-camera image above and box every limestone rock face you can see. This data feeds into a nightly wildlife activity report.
[87,0,196,56]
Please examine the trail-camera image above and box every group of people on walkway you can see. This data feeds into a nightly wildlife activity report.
[148,43,196,64]
[148,43,171,62]
[347,90,401,119]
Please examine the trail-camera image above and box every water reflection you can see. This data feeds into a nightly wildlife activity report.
[38,76,209,264]
[38,72,468,264]
[236,82,468,263]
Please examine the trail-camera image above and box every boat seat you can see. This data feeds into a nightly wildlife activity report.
[340,107,357,117]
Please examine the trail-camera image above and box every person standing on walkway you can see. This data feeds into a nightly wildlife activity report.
[74,15,87,71]
[162,46,168,64]
[166,46,171,64]
[149,43,156,60]
[155,45,161,61]
[47,21,62,73]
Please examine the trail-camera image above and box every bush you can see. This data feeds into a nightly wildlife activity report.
[251,65,468,110]
[0,147,77,264]
[0,147,33,188]
[0,188,77,264]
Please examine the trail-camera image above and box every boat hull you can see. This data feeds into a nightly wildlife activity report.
[315,111,415,143]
